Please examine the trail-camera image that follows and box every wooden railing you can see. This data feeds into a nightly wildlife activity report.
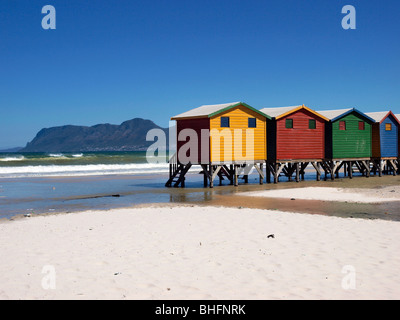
[168,152,178,178]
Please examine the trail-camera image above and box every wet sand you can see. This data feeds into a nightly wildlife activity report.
[2,173,400,221]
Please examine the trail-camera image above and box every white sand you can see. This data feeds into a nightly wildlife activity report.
[240,186,400,203]
[1,205,400,300]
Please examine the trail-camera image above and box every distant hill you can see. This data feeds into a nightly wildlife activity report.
[20,118,169,152]
[0,147,23,153]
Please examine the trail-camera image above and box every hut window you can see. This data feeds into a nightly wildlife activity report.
[248,118,256,128]
[220,117,230,128]
[358,121,365,130]
[385,123,392,131]
[309,119,316,129]
[285,119,293,129]
[339,121,346,130]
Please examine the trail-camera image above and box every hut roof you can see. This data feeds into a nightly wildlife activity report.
[365,111,400,124]
[171,102,270,120]
[317,108,375,123]
[259,105,329,121]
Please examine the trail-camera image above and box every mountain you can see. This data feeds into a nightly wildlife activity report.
[20,118,169,152]
[0,147,23,153]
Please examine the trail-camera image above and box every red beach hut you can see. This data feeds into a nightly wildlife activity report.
[260,105,329,161]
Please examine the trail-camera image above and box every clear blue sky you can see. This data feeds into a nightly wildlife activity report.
[0,0,399,148]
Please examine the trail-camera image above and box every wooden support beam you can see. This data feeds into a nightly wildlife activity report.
[274,163,279,184]
[320,161,329,181]
[209,165,214,188]
[348,161,353,179]
[360,161,370,177]
[379,160,383,177]
[330,161,335,180]
[276,163,285,177]
[220,165,233,184]
[266,163,271,184]
[229,165,234,185]
[201,164,209,187]
[311,162,321,181]
[286,163,292,181]
[389,160,397,176]
[253,163,264,179]
[331,161,341,180]
[334,161,344,178]
[234,165,238,186]
[354,161,364,175]
[211,165,222,182]
[300,162,308,180]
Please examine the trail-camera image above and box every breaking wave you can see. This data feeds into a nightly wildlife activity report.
[0,162,169,178]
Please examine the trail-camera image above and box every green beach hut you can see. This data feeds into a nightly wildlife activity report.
[317,108,375,159]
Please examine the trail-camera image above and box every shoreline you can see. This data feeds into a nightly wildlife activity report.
[2,174,400,222]
[0,204,399,299]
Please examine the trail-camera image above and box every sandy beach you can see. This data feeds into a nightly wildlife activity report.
[1,185,399,299]
[239,185,400,203]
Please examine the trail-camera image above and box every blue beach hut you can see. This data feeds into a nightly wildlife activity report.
[365,111,399,158]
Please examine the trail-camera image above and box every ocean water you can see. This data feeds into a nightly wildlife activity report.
[0,151,169,178]
[0,151,213,219]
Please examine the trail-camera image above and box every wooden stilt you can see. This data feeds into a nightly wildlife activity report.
[274,163,279,184]
[209,165,214,188]
[234,166,238,186]
[300,162,307,181]
[311,162,321,181]
[229,165,234,185]
[348,161,353,179]
[266,163,271,184]
[202,164,208,187]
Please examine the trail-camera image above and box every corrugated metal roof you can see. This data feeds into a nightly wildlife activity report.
[259,106,302,118]
[172,102,241,119]
[316,108,353,120]
[365,111,400,124]
[316,108,376,123]
[365,111,390,122]
[171,102,270,120]
[260,105,329,121]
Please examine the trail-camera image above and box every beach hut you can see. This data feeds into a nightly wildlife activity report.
[365,111,399,158]
[397,114,400,158]
[317,108,375,159]
[317,108,375,179]
[260,105,328,161]
[167,102,270,187]
[259,105,329,182]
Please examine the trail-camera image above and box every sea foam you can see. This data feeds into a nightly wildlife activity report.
[0,162,169,178]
